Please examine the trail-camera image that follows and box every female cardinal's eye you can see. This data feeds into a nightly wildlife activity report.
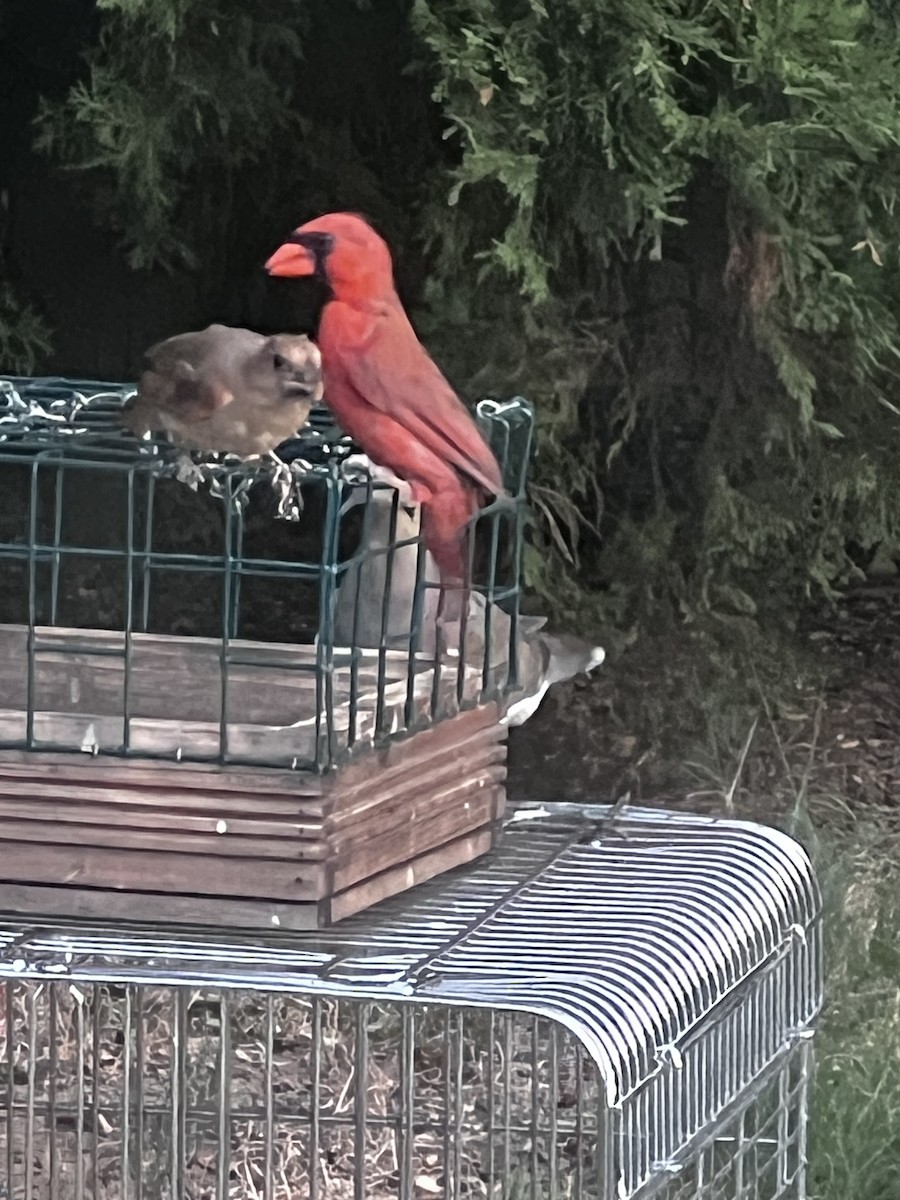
[272,353,288,371]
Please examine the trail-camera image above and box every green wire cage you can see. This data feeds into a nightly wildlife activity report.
[0,376,533,770]
[0,375,534,928]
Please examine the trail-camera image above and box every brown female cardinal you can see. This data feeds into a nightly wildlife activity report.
[122,323,323,507]
[264,213,506,618]
[122,323,322,458]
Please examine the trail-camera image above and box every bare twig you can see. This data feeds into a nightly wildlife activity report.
[725,713,760,814]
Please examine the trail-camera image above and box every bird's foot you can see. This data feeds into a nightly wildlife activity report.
[174,453,205,491]
[269,452,304,522]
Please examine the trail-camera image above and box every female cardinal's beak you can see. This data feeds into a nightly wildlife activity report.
[265,242,316,277]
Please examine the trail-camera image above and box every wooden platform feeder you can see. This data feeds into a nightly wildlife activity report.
[0,377,534,928]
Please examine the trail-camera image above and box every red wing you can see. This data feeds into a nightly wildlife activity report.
[323,303,505,497]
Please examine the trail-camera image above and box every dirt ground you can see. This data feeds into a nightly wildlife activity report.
[506,578,900,822]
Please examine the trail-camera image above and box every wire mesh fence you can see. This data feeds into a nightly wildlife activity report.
[0,984,606,1200]
[0,377,534,771]
[651,1045,812,1200]
[0,982,813,1200]
[0,805,823,1200]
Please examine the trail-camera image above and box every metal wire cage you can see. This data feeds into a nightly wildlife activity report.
[0,804,823,1200]
[0,376,534,772]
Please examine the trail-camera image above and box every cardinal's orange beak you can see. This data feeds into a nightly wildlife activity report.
[265,241,316,277]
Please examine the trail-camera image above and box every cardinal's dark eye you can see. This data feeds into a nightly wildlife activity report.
[272,353,289,371]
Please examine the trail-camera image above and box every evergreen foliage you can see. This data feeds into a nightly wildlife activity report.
[34,0,311,270]
[0,286,52,375]
[24,0,900,637]
[412,0,900,628]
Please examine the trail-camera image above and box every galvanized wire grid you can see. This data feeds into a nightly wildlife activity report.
[0,805,824,1200]
[650,1045,812,1200]
[0,377,534,770]
[0,983,607,1200]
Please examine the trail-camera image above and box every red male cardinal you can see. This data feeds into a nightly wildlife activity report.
[264,212,505,613]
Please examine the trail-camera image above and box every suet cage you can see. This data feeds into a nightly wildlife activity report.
[0,376,533,927]
[0,804,823,1200]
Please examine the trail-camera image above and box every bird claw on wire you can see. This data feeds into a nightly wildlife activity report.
[173,453,206,491]
[269,452,305,522]
[204,463,253,512]
[166,448,308,521]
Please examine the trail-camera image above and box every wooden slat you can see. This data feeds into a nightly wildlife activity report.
[0,779,329,823]
[2,623,502,694]
[330,785,506,893]
[0,818,329,860]
[327,738,506,832]
[0,697,508,926]
[0,708,322,763]
[0,707,501,800]
[0,882,322,932]
[11,624,407,668]
[331,702,502,803]
[0,750,327,797]
[0,623,490,767]
[328,758,507,843]
[326,825,499,924]
[0,757,505,844]
[0,762,505,860]
[0,795,322,838]
[0,626,319,724]
[0,841,323,900]
[0,702,487,768]
[0,823,501,931]
[0,623,451,726]
[21,652,318,725]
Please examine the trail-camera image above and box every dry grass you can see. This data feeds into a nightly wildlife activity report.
[806,828,900,1200]
[645,589,900,1200]
[529,581,900,1200]
[0,986,599,1200]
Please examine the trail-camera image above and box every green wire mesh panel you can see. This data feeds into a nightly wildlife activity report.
[0,376,534,773]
